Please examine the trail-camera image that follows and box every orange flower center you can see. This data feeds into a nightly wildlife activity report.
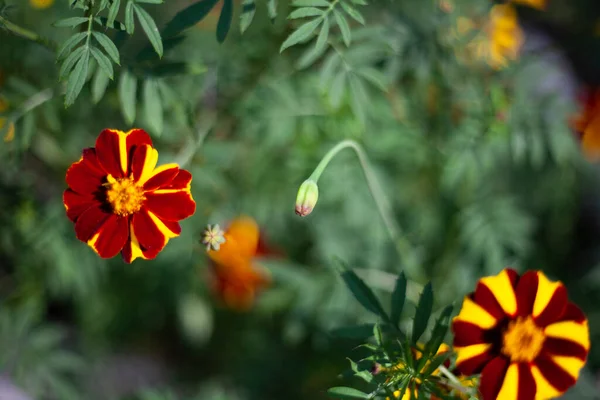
[502,316,545,362]
[105,175,145,216]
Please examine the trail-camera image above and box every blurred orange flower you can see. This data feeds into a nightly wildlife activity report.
[510,0,547,10]
[29,0,54,9]
[0,99,15,143]
[205,216,275,311]
[572,88,600,162]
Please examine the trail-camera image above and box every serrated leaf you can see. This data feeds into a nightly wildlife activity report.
[90,46,114,79]
[340,1,364,24]
[327,387,368,399]
[53,17,90,28]
[334,9,351,46]
[119,70,137,125]
[391,272,407,328]
[56,32,87,60]
[59,46,86,80]
[65,49,90,107]
[107,0,120,27]
[92,32,120,65]
[216,0,233,43]
[411,282,433,345]
[279,18,322,52]
[338,265,389,321]
[125,0,135,34]
[92,68,110,103]
[143,79,163,135]
[162,0,220,38]
[133,4,163,57]
[293,0,329,6]
[239,0,256,33]
[288,7,324,19]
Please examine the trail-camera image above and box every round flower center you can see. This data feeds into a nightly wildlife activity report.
[501,316,545,362]
[105,176,145,216]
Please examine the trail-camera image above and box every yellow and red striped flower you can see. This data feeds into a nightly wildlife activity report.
[63,129,196,263]
[452,268,590,400]
[205,216,275,311]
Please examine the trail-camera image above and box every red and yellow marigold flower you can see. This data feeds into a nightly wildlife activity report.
[63,129,196,263]
[205,216,274,311]
[571,87,600,162]
[452,268,590,400]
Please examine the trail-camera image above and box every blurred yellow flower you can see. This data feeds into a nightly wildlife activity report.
[511,0,547,10]
[29,0,54,9]
[0,99,15,143]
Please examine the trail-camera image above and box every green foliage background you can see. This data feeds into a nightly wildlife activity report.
[0,0,599,399]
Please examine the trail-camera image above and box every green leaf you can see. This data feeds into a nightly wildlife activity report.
[373,323,383,346]
[162,0,220,38]
[422,352,450,377]
[288,7,324,19]
[329,71,346,109]
[56,32,87,60]
[267,0,277,22]
[136,0,163,3]
[334,9,351,46]
[94,16,127,31]
[92,68,111,103]
[53,17,90,28]
[133,4,163,57]
[293,0,329,6]
[119,70,137,125]
[411,282,433,345]
[356,67,387,92]
[349,74,368,125]
[65,49,90,107]
[329,324,375,339]
[143,79,163,135]
[216,0,233,43]
[90,46,114,79]
[348,358,373,384]
[279,18,322,52]
[59,46,86,80]
[92,32,120,65]
[296,26,329,69]
[337,264,389,321]
[314,15,329,52]
[239,0,256,33]
[340,1,364,24]
[107,0,120,27]
[327,387,368,399]
[390,272,407,328]
[125,0,135,34]
[350,0,367,4]
[319,51,340,88]
[424,305,453,357]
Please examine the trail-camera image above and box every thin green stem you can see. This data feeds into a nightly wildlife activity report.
[0,15,56,51]
[308,139,423,281]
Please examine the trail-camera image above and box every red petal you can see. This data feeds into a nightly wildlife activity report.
[541,337,588,360]
[534,284,567,327]
[88,215,129,259]
[515,270,538,317]
[65,148,105,195]
[131,144,158,183]
[474,282,507,321]
[534,355,577,393]
[163,169,192,190]
[144,191,196,221]
[131,208,168,254]
[63,189,100,222]
[452,321,489,347]
[557,302,587,324]
[74,205,112,242]
[95,129,152,177]
[456,349,497,376]
[143,166,179,191]
[516,363,536,400]
[479,356,510,400]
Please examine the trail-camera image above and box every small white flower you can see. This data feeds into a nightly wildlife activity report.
[202,224,226,251]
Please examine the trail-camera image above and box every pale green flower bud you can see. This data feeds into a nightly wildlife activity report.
[295,179,319,217]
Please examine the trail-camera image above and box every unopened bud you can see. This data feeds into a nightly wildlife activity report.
[371,363,383,375]
[295,179,319,217]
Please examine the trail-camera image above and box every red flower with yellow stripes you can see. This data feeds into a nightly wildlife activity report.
[63,128,196,263]
[205,216,275,311]
[452,268,589,400]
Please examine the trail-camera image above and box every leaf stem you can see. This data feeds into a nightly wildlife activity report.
[308,139,423,281]
[0,15,56,51]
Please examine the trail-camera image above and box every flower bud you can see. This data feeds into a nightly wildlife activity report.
[295,179,319,217]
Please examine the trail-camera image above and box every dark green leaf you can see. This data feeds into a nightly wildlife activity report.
[92,32,120,65]
[216,0,233,43]
[334,9,351,46]
[338,264,389,321]
[119,70,137,125]
[373,323,383,346]
[136,36,185,62]
[90,46,114,79]
[92,68,110,103]
[133,4,163,57]
[280,18,322,52]
[411,282,433,345]
[391,272,407,328]
[422,352,450,378]
[162,0,220,38]
[348,358,373,383]
[107,0,121,27]
[424,305,453,358]
[53,17,89,28]
[56,32,87,60]
[94,16,128,31]
[65,49,90,107]
[327,387,368,399]
[125,0,135,34]
[143,79,163,135]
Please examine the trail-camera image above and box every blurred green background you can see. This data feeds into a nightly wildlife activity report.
[1,0,600,399]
